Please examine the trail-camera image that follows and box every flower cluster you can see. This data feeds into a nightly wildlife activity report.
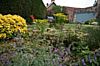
[0,14,27,39]
[34,19,48,23]
[53,13,68,24]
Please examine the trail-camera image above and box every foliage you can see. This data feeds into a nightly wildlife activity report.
[0,23,100,66]
[32,19,49,33]
[0,0,46,22]
[0,14,27,39]
[84,18,98,25]
[52,6,62,13]
[53,13,68,24]
[32,23,50,34]
[96,19,100,25]
[83,26,100,50]
[34,19,48,23]
[8,47,66,66]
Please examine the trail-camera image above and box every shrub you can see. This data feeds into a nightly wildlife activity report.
[0,0,46,21]
[0,14,27,39]
[83,26,100,50]
[53,13,68,24]
[32,19,49,33]
[34,19,48,23]
[84,18,98,25]
[96,19,100,25]
[52,6,62,13]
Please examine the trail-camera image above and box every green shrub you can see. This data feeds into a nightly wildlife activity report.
[96,19,100,25]
[52,6,62,13]
[0,0,46,23]
[84,18,97,25]
[83,26,100,50]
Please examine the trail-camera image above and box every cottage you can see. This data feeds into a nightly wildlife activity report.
[46,0,56,15]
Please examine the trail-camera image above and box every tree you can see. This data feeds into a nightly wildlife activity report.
[0,0,46,22]
[52,6,62,13]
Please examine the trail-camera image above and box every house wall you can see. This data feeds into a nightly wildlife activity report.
[63,6,96,22]
[47,3,56,15]
[74,12,95,22]
[63,7,75,22]
[47,4,55,11]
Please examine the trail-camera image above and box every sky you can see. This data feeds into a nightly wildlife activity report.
[42,0,96,8]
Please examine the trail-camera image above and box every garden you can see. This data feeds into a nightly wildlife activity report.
[0,13,100,66]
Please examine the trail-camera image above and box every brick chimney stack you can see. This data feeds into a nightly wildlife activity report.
[47,3,49,7]
[51,0,55,3]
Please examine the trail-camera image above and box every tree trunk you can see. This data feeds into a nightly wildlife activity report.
[97,0,100,19]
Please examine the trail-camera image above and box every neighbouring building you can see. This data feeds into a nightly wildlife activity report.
[63,7,75,22]
[74,6,96,23]
[46,0,97,22]
[46,0,56,15]
[63,5,96,22]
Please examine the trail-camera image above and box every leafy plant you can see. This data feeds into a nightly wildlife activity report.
[53,13,68,24]
[52,6,62,13]
[84,18,98,25]
[0,14,27,39]
[34,19,48,23]
[0,0,46,22]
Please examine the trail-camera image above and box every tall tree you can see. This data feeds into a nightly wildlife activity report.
[0,0,46,20]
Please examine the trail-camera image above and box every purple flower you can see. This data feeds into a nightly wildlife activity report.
[59,64,63,66]
[63,48,67,52]
[94,54,97,61]
[53,48,58,53]
[52,59,55,65]
[59,52,64,58]
[87,55,92,63]
[81,58,86,66]
[74,63,79,66]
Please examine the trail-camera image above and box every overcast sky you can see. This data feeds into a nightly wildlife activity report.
[42,0,96,8]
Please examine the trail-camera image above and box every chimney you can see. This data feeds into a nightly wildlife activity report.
[47,3,49,7]
[51,0,55,3]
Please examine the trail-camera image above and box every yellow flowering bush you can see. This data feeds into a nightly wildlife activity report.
[53,13,68,24]
[0,14,27,39]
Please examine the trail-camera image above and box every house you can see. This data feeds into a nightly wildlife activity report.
[63,7,75,22]
[46,0,56,15]
[46,0,97,22]
[74,12,95,23]
[74,6,96,23]
[63,5,96,22]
